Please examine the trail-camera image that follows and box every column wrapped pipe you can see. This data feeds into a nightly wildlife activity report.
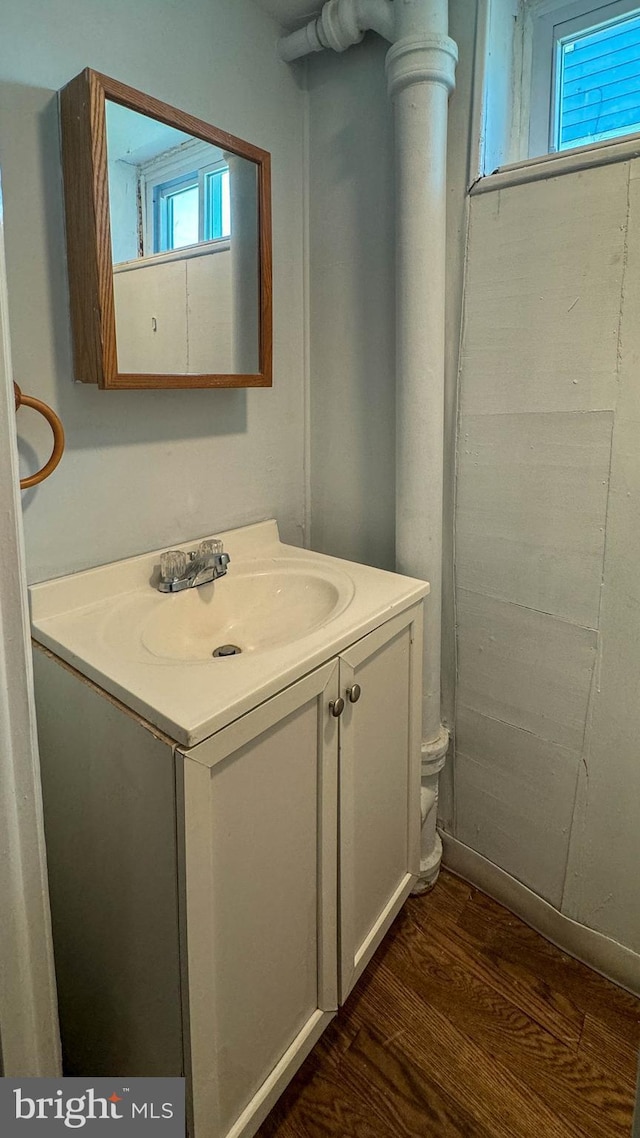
[387,1,457,890]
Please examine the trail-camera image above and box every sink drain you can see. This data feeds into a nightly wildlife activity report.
[212,644,242,658]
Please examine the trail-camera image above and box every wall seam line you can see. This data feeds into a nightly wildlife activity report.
[456,584,600,632]
[458,407,617,419]
[449,187,475,840]
[302,60,312,548]
[558,159,632,919]
[456,702,584,756]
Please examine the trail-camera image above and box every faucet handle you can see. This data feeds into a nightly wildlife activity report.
[160,549,188,581]
[197,538,224,559]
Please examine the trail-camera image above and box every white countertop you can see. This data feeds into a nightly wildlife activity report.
[30,520,429,747]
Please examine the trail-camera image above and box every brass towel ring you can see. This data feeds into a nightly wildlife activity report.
[14,382,65,490]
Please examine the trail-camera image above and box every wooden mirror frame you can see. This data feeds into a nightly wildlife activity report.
[59,69,272,390]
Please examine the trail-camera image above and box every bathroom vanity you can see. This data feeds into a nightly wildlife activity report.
[30,521,427,1138]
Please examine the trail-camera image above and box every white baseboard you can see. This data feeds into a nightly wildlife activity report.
[441,832,640,998]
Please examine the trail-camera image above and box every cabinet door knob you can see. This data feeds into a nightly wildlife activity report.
[347,684,361,704]
[329,697,345,718]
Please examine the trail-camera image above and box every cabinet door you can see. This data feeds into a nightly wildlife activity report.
[339,605,423,1001]
[180,660,339,1138]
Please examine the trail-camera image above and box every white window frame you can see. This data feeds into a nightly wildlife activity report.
[529,0,640,156]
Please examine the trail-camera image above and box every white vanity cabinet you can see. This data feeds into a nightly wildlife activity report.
[178,605,423,1137]
[180,661,341,1138]
[30,522,427,1138]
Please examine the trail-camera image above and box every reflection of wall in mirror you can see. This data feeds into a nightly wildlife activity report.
[106,99,260,377]
[113,247,234,374]
[228,154,259,376]
[109,159,139,263]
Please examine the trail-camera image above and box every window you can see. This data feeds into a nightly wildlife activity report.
[151,163,230,253]
[530,0,640,156]
[140,140,231,255]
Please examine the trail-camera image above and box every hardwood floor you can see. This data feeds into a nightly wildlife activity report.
[257,871,640,1138]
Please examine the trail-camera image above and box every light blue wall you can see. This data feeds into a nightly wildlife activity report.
[0,0,308,582]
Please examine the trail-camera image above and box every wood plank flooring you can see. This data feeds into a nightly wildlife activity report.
[257,871,640,1138]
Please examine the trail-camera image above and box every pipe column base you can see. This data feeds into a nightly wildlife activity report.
[413,831,444,893]
[412,725,449,894]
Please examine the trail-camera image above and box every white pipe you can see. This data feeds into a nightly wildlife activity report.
[388,3,456,889]
[279,0,457,891]
[279,0,394,61]
[396,0,448,37]
[279,21,325,61]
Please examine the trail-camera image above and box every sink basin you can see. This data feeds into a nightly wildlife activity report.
[139,559,355,660]
[30,520,428,746]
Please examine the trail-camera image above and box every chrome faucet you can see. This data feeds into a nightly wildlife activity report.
[157,539,230,593]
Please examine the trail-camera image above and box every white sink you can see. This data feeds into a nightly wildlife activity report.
[30,520,428,746]
[106,558,354,662]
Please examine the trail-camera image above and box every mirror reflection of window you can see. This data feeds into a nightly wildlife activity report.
[152,163,231,253]
[156,174,200,251]
[105,102,232,262]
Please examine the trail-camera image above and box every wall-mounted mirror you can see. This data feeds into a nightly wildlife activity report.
[59,69,272,389]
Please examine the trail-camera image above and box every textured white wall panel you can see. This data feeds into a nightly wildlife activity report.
[455,152,640,957]
[456,411,613,627]
[456,589,598,752]
[460,164,628,416]
[455,707,580,907]
[563,168,640,955]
